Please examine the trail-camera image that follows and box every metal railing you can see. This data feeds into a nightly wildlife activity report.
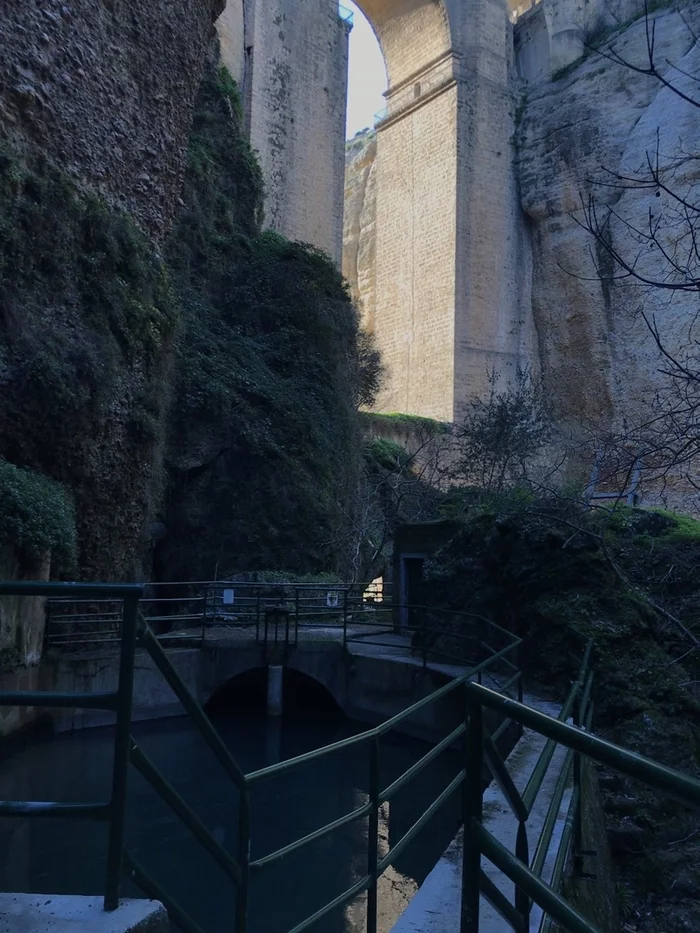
[0,581,250,933]
[1,580,519,933]
[44,579,395,651]
[461,680,700,933]
[4,581,700,933]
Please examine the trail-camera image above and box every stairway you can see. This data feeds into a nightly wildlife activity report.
[390,694,570,933]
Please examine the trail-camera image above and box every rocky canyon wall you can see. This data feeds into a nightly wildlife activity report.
[344,1,700,494]
[517,2,700,445]
[0,0,224,243]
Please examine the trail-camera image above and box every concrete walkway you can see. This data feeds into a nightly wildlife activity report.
[390,695,572,933]
[0,895,167,933]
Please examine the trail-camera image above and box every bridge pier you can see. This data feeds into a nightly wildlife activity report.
[267,664,283,717]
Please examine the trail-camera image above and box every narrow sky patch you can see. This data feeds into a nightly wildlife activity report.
[344,1,388,139]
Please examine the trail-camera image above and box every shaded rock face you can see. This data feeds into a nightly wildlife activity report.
[343,131,377,331]
[0,0,224,243]
[517,5,700,441]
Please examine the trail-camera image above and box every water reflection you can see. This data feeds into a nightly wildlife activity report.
[0,709,460,933]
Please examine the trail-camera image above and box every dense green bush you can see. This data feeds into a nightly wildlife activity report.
[0,459,76,568]
[158,65,362,580]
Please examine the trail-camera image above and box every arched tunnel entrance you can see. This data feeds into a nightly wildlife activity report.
[206,667,345,721]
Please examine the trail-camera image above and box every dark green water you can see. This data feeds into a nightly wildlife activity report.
[0,708,461,933]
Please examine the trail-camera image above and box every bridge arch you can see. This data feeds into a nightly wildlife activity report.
[354,0,453,91]
[203,651,347,716]
[218,0,527,423]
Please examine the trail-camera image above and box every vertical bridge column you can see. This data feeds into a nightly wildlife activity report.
[267,665,283,716]
[372,53,459,421]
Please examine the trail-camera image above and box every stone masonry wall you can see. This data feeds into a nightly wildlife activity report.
[373,88,458,420]
[452,0,537,420]
[247,0,349,260]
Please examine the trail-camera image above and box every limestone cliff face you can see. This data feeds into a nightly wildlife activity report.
[0,0,225,579]
[517,4,700,440]
[343,131,377,331]
[343,5,700,463]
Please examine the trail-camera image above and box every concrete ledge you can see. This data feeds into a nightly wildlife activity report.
[0,895,168,932]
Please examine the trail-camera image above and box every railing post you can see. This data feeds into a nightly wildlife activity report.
[573,684,584,876]
[515,822,530,925]
[421,606,427,669]
[343,589,348,649]
[367,738,380,933]
[104,593,139,911]
[255,593,261,643]
[517,642,524,705]
[294,588,300,645]
[200,584,209,648]
[461,695,483,933]
[235,788,251,933]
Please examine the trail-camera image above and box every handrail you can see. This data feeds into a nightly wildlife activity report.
[467,682,700,808]
[5,580,700,933]
[244,640,520,784]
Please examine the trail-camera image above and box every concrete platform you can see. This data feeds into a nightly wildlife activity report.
[0,895,167,933]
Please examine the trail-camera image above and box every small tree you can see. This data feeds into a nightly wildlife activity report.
[356,329,384,409]
[451,368,553,495]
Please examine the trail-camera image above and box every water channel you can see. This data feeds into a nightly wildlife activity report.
[0,672,461,933]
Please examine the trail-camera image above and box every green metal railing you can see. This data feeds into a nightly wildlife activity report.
[43,579,394,650]
[4,581,700,933]
[461,680,700,933]
[0,581,251,933]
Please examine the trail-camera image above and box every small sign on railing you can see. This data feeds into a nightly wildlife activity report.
[223,589,234,606]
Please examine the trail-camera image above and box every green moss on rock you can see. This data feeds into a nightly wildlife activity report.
[0,145,176,578]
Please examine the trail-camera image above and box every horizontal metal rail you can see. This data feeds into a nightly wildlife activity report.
[0,690,118,710]
[0,801,111,819]
[476,822,599,933]
[377,769,465,873]
[250,800,373,871]
[467,682,700,808]
[245,640,521,785]
[381,722,465,802]
[285,873,372,933]
[0,582,143,598]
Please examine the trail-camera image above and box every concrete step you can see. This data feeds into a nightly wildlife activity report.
[0,894,167,933]
[390,695,572,933]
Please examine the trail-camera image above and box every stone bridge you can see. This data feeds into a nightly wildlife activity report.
[216,0,597,422]
[19,631,508,745]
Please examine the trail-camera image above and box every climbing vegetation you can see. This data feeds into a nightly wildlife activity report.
[0,143,176,578]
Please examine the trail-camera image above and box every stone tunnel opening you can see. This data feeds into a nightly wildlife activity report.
[206,667,344,721]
